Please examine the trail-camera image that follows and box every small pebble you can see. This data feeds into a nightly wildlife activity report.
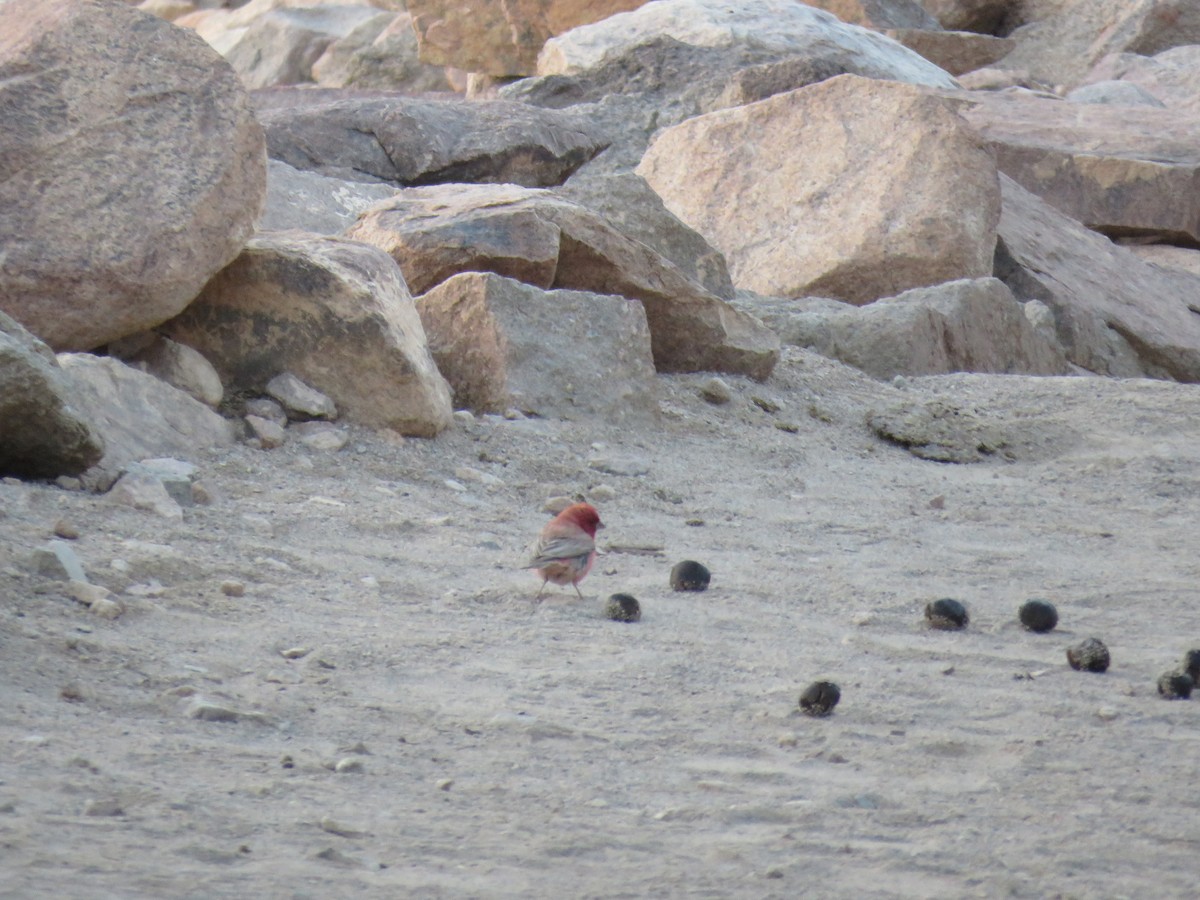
[925,598,969,630]
[53,519,80,540]
[436,779,454,792]
[699,377,732,405]
[452,409,476,425]
[1018,599,1058,633]
[334,757,364,774]
[1181,648,1200,684]
[603,593,641,623]
[220,580,246,598]
[280,647,312,660]
[589,485,617,502]
[1157,670,1194,700]
[670,560,711,592]
[798,681,841,717]
[82,798,123,817]
[89,597,124,620]
[320,816,366,837]
[1067,637,1110,673]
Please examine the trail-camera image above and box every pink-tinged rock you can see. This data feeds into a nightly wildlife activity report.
[997,0,1200,89]
[417,272,658,420]
[995,175,1200,380]
[161,233,453,437]
[1082,47,1200,116]
[804,0,941,30]
[407,0,652,76]
[347,184,779,379]
[0,0,266,351]
[955,89,1200,244]
[637,75,999,304]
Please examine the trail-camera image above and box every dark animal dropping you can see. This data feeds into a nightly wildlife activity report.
[799,681,840,717]
[925,598,969,630]
[1067,637,1110,673]
[670,560,711,592]
[1019,599,1058,633]
[604,593,641,623]
[1157,670,1193,700]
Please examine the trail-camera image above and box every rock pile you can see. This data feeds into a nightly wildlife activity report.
[6,0,1200,484]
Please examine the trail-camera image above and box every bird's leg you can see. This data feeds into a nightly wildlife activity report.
[573,583,584,600]
[535,580,547,600]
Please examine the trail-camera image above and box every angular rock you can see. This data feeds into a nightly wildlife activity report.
[869,398,1008,463]
[33,540,88,582]
[417,272,658,419]
[217,6,384,89]
[884,29,1014,76]
[246,415,287,449]
[0,313,104,479]
[995,175,1200,380]
[56,355,236,472]
[1082,47,1200,115]
[955,89,1200,244]
[407,0,652,76]
[0,0,266,350]
[348,184,779,378]
[637,75,999,304]
[1065,79,1165,107]
[258,94,607,187]
[267,373,338,421]
[161,233,453,436]
[110,335,224,409]
[312,12,450,91]
[538,0,957,88]
[123,458,199,508]
[805,0,941,30]
[259,159,397,234]
[1122,245,1200,278]
[136,1,196,23]
[997,0,1200,89]
[749,278,1068,378]
[109,471,185,520]
[557,172,734,300]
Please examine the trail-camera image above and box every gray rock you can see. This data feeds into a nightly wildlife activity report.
[0,313,104,479]
[108,472,184,520]
[32,540,88,582]
[258,160,396,235]
[868,398,1008,463]
[267,373,338,421]
[57,355,235,472]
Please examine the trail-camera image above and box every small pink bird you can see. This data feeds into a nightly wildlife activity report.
[525,503,604,599]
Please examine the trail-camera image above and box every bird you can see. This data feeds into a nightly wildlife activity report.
[525,503,604,599]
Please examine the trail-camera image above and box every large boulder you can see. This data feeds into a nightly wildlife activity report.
[418,272,659,420]
[0,312,104,479]
[997,0,1200,89]
[884,29,1014,76]
[995,175,1200,380]
[311,12,450,91]
[745,278,1069,378]
[406,0,652,76]
[637,75,1000,304]
[258,94,608,186]
[346,184,780,379]
[538,0,957,87]
[0,0,266,351]
[58,355,235,473]
[160,233,453,436]
[213,5,385,89]
[955,88,1200,244]
[556,172,735,299]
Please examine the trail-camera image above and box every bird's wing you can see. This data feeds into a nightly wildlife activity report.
[525,533,595,568]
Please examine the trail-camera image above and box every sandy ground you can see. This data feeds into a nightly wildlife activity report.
[3,348,1200,899]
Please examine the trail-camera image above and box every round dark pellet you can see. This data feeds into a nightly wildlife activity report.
[670,560,711,592]
[925,598,969,630]
[1157,670,1194,700]
[604,593,641,623]
[1181,648,1200,684]
[799,681,840,717]
[1018,599,1058,633]
[1066,637,1110,673]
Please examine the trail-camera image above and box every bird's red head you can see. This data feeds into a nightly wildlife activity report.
[557,502,603,537]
